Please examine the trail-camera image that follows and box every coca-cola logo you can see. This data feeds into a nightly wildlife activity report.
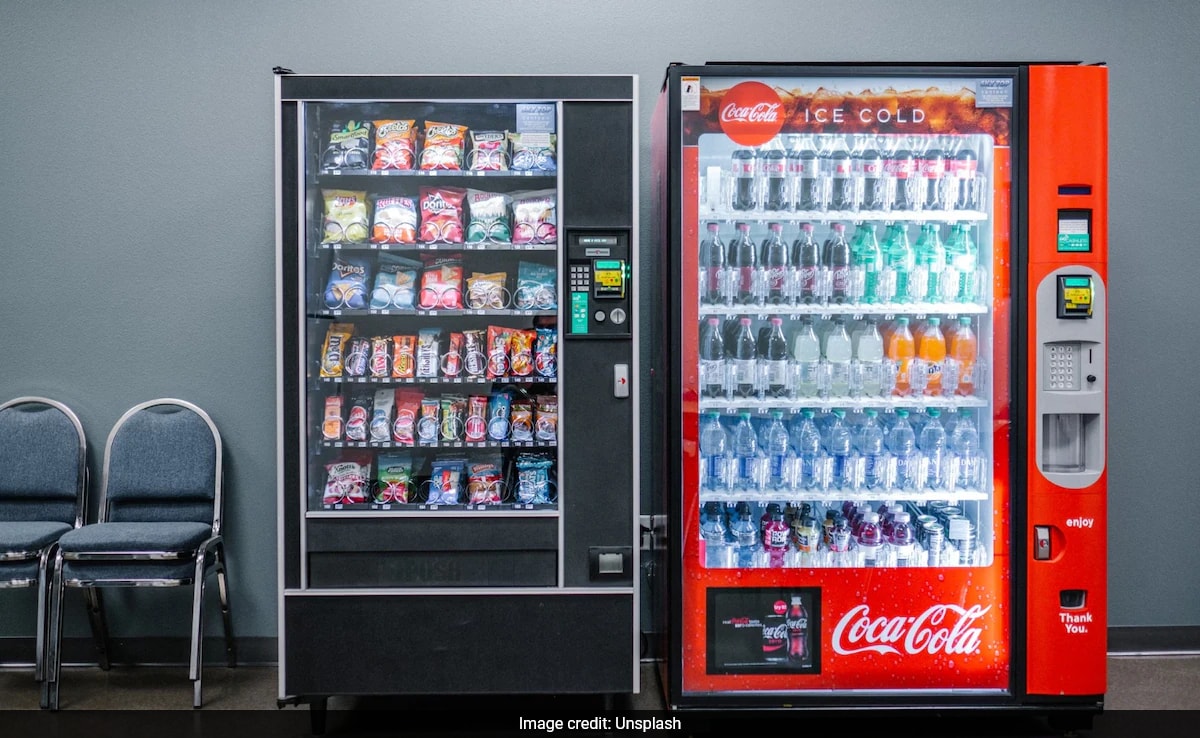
[773,600,788,615]
[719,82,784,146]
[832,603,990,657]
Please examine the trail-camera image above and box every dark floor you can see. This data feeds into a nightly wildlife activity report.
[1,656,1197,735]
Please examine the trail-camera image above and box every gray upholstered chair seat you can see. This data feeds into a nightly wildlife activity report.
[0,560,39,584]
[0,521,73,558]
[58,522,212,557]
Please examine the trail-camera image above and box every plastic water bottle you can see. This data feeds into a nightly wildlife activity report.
[919,407,948,490]
[856,319,885,396]
[792,318,821,397]
[826,409,852,490]
[731,317,757,398]
[793,409,823,490]
[850,223,882,303]
[730,501,759,568]
[758,317,790,398]
[762,411,790,488]
[858,409,886,490]
[889,511,917,567]
[700,317,727,398]
[883,222,914,302]
[731,412,759,489]
[887,409,918,489]
[825,319,853,397]
[700,501,729,567]
[945,222,979,303]
[951,408,983,489]
[913,223,946,303]
[857,511,883,567]
[699,411,729,491]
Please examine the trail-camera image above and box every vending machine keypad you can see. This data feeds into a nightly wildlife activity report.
[1045,343,1081,391]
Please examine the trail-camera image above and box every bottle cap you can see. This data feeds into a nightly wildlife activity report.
[895,512,911,523]
[927,408,941,418]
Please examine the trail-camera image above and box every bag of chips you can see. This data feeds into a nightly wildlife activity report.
[509,329,536,377]
[512,190,557,245]
[370,253,420,310]
[514,261,557,311]
[391,335,417,378]
[392,389,424,445]
[371,119,418,171]
[535,327,557,378]
[509,132,557,172]
[320,323,355,378]
[418,187,466,244]
[465,189,512,244]
[487,392,512,441]
[323,453,372,505]
[345,392,371,442]
[515,454,554,504]
[371,196,419,244]
[419,121,468,171]
[426,457,466,505]
[510,400,534,442]
[370,389,394,442]
[375,453,414,504]
[466,456,505,505]
[418,252,464,309]
[535,395,558,443]
[417,328,441,378]
[323,254,372,309]
[467,130,509,171]
[322,396,343,441]
[322,189,370,244]
[466,271,509,310]
[416,397,441,444]
[321,120,371,171]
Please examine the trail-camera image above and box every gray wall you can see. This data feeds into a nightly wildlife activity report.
[1,0,1196,643]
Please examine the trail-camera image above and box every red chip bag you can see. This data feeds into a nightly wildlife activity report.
[419,186,466,244]
[419,121,468,170]
[372,119,418,171]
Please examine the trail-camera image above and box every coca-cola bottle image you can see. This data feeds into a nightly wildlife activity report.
[791,222,821,304]
[951,144,979,210]
[858,142,889,212]
[886,145,918,210]
[730,317,758,398]
[757,317,790,398]
[794,136,824,211]
[828,138,856,211]
[731,148,757,211]
[760,222,789,304]
[919,142,947,210]
[761,147,788,211]
[698,221,726,305]
[824,222,852,304]
[727,221,758,304]
[786,595,809,663]
[699,317,726,398]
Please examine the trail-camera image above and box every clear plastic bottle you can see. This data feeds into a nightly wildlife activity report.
[825,409,853,490]
[949,316,977,396]
[728,221,759,304]
[791,222,822,304]
[886,316,916,396]
[945,222,979,303]
[858,409,886,490]
[889,511,917,567]
[917,316,947,396]
[698,221,726,305]
[850,223,882,303]
[731,317,757,398]
[856,318,885,397]
[763,411,790,489]
[731,411,758,489]
[857,511,883,567]
[793,409,823,490]
[883,221,914,302]
[700,501,729,567]
[730,501,759,568]
[699,411,729,491]
[913,223,946,303]
[758,317,790,398]
[699,317,726,399]
[760,222,789,304]
[825,319,853,397]
[792,318,821,398]
[824,222,852,304]
[887,408,918,490]
[951,408,983,489]
[919,407,948,490]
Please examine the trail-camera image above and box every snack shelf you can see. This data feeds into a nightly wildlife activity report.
[698,302,988,318]
[308,504,559,517]
[319,242,558,252]
[698,395,989,413]
[316,376,555,386]
[321,440,557,450]
[311,308,558,318]
[698,208,988,223]
[319,169,556,179]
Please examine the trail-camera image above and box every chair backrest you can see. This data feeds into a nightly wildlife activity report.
[0,397,87,525]
[99,399,222,532]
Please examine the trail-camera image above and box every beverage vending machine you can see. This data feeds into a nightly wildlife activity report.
[275,73,639,720]
[652,63,1106,724]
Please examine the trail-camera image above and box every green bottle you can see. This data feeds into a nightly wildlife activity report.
[882,222,914,302]
[913,223,946,303]
[850,223,882,303]
[944,222,979,302]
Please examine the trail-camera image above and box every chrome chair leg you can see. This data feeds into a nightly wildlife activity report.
[41,550,65,710]
[190,556,208,709]
[35,545,54,683]
[216,546,235,668]
[84,587,111,671]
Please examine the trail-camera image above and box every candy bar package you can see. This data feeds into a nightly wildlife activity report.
[322,396,343,441]
[371,195,419,245]
[391,335,416,378]
[321,120,371,172]
[509,132,557,172]
[487,392,512,441]
[371,119,418,171]
[514,260,557,310]
[374,452,414,504]
[509,329,536,377]
[370,389,394,442]
[345,391,371,442]
[321,189,370,244]
[467,130,509,172]
[514,453,554,504]
[439,395,467,443]
[416,397,441,445]
[418,186,466,244]
[392,389,424,446]
[418,252,464,309]
[419,121,468,171]
[442,332,464,379]
[368,337,391,378]
[466,271,509,310]
[485,325,513,379]
[322,453,372,506]
[464,395,488,443]
[343,336,369,378]
[370,253,421,310]
[462,329,487,378]
[416,328,441,378]
[465,189,512,244]
[324,254,373,310]
[535,327,557,378]
[319,323,355,378]
[535,395,558,443]
[466,455,505,505]
[426,457,466,505]
[511,190,557,245]
[510,400,534,442]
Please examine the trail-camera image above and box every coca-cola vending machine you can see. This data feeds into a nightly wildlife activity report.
[652,63,1107,725]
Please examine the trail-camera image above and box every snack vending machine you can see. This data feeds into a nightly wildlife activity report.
[652,63,1106,723]
[275,73,638,716]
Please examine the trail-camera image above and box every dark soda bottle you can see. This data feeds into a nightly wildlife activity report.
[795,138,823,211]
[951,145,979,210]
[761,148,788,211]
[699,316,726,398]
[786,596,809,662]
[887,146,917,210]
[829,145,856,211]
[698,221,726,304]
[731,149,757,211]
[919,143,946,210]
[760,221,789,304]
[791,222,821,304]
[859,145,888,211]
[757,316,790,398]
[727,221,758,304]
[730,317,758,398]
[824,222,852,304]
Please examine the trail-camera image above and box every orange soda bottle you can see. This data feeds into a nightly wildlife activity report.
[917,317,947,395]
[949,316,977,396]
[886,317,915,396]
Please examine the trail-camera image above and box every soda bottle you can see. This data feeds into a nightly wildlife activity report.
[701,500,729,567]
[825,319,852,397]
[950,144,979,210]
[730,501,759,568]
[857,318,885,396]
[951,408,983,489]
[792,317,821,398]
[918,141,947,210]
[763,411,790,487]
[857,511,883,567]
[913,223,947,303]
[785,139,803,211]
[917,317,947,396]
[795,136,824,211]
[824,223,852,304]
[762,508,790,567]
[732,411,759,488]
[731,149,757,210]
[730,317,757,398]
[919,407,948,490]
[890,511,917,567]
[883,222,914,303]
[790,222,822,304]
[886,317,915,396]
[858,409,886,490]
[887,408,918,489]
[699,317,726,399]
[786,596,809,662]
[825,409,852,489]
[945,222,979,303]
[699,411,729,491]
[886,144,918,210]
[760,222,789,304]
[728,222,758,304]
[949,316,977,396]
[828,138,856,211]
[828,512,853,567]
[761,147,788,211]
[850,223,882,303]
[793,409,823,490]
[698,222,726,305]
[859,140,889,211]
[758,317,790,398]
